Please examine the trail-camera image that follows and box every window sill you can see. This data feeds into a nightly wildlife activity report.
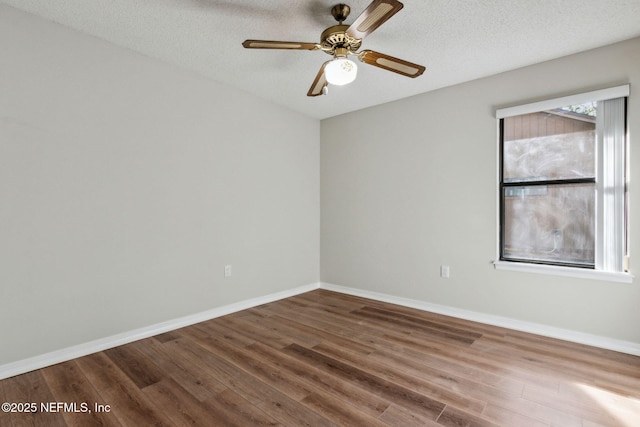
[493,261,634,283]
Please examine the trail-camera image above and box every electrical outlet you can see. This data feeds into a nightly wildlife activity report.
[224,265,232,278]
[440,265,450,278]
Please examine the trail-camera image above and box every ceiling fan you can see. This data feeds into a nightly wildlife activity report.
[242,0,426,97]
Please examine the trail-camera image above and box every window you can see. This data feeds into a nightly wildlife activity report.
[496,85,631,281]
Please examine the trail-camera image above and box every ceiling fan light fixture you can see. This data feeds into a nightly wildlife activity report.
[324,57,358,86]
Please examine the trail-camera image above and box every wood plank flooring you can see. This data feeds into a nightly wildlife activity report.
[1,289,639,426]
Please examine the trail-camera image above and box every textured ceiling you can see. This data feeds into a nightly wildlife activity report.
[3,0,640,119]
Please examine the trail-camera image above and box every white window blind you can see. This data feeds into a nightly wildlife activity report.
[596,96,627,272]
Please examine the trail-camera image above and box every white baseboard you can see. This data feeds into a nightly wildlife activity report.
[320,282,640,357]
[3,280,638,381]
[0,282,320,380]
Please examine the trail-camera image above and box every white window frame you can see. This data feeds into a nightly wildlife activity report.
[494,85,633,283]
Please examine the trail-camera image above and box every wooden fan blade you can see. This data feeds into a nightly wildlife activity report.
[359,50,425,78]
[346,0,403,40]
[242,40,319,50]
[307,62,329,97]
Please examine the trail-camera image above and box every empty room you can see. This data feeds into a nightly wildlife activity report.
[1,1,639,426]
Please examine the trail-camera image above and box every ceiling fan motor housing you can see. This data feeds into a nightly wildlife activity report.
[320,25,362,55]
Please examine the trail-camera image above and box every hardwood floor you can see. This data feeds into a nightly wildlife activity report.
[1,289,639,426]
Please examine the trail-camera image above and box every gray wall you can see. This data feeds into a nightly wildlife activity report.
[321,37,640,343]
[0,6,320,365]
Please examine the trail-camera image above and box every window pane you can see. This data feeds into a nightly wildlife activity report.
[503,106,595,182]
[503,183,595,266]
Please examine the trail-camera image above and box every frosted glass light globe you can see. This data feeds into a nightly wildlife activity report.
[325,58,358,85]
